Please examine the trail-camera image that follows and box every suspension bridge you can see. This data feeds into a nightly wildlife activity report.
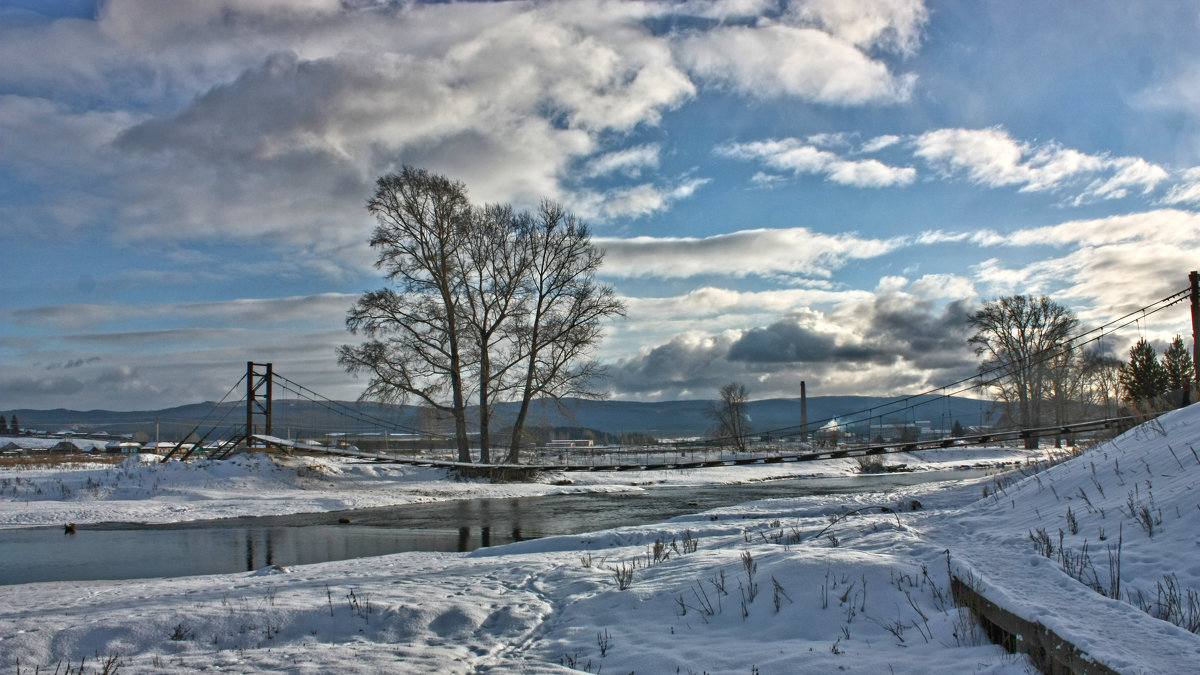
[158,274,1200,471]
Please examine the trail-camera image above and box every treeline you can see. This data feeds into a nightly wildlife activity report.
[969,295,1194,447]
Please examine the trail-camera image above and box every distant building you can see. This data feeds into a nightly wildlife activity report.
[141,441,193,455]
[547,439,594,448]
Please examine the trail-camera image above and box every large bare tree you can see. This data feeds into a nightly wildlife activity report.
[968,295,1077,448]
[338,167,475,462]
[504,201,625,463]
[341,171,623,466]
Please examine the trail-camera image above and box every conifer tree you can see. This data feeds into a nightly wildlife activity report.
[9,415,19,435]
[1120,338,1168,403]
[0,415,8,434]
[1162,335,1195,391]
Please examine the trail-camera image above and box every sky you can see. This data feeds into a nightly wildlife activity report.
[3,0,1200,411]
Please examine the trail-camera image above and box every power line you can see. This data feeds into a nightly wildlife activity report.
[271,372,448,439]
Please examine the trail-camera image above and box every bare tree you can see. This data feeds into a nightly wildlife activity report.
[1080,348,1123,418]
[967,295,1077,448]
[708,382,752,453]
[504,201,625,463]
[338,167,475,462]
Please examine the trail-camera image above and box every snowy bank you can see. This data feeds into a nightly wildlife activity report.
[2,409,1200,672]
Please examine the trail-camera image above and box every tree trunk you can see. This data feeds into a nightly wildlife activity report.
[448,335,471,463]
[506,376,535,464]
[507,319,542,464]
[478,349,491,464]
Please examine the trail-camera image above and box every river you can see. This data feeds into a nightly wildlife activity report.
[0,468,992,585]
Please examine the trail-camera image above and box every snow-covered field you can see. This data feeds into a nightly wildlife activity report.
[2,409,1199,673]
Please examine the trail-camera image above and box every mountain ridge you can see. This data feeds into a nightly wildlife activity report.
[5,394,994,440]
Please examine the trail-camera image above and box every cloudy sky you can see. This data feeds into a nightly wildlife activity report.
[4,0,1200,411]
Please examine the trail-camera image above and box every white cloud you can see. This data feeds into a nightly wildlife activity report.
[1163,167,1200,206]
[1076,157,1169,204]
[582,145,662,178]
[967,210,1200,325]
[860,134,902,153]
[7,293,354,331]
[788,0,928,55]
[676,22,916,104]
[0,0,938,261]
[570,176,710,221]
[598,226,905,279]
[719,138,916,187]
[913,127,1167,202]
[994,209,1197,248]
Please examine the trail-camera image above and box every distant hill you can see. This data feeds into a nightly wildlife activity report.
[7,394,995,442]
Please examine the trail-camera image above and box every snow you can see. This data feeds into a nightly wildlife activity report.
[0,442,1035,529]
[2,408,1200,673]
[0,436,110,452]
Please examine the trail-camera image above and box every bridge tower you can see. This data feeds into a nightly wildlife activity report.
[246,361,273,447]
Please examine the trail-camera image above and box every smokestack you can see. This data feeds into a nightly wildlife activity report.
[800,381,808,443]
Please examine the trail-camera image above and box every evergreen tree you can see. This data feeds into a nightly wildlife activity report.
[1120,338,1168,403]
[951,419,965,437]
[9,415,19,435]
[0,415,8,434]
[1162,335,1195,391]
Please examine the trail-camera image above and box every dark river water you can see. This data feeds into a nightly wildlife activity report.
[0,468,991,585]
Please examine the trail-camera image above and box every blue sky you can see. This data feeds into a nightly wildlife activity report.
[3,0,1200,411]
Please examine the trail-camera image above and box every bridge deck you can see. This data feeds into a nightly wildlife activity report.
[249,417,1131,472]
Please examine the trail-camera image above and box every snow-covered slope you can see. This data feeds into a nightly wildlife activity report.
[936,406,1200,673]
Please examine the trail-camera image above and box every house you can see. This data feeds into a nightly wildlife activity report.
[50,440,83,453]
[106,441,143,455]
[141,441,193,455]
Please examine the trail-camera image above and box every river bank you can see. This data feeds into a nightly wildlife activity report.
[0,441,1044,530]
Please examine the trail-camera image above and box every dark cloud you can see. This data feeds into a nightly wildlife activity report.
[608,291,981,401]
[727,321,888,364]
[1,374,87,398]
[45,357,101,370]
[608,333,741,396]
[862,297,977,372]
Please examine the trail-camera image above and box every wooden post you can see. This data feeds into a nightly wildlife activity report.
[1191,271,1200,386]
[800,381,808,443]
